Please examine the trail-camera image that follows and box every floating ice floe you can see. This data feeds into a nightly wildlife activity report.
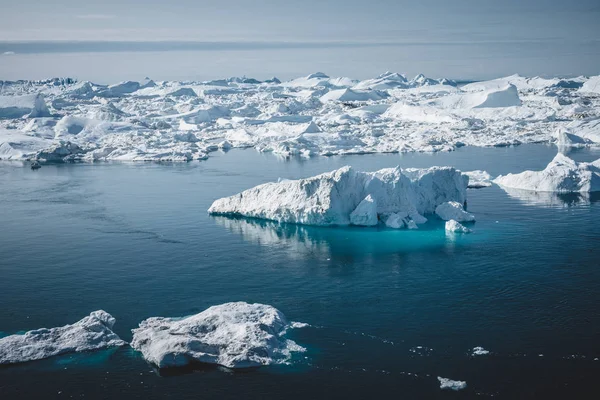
[438,377,467,391]
[130,302,306,369]
[494,153,600,193]
[435,201,475,222]
[1,72,600,162]
[445,219,471,233]
[208,165,468,227]
[472,346,490,356]
[0,311,125,365]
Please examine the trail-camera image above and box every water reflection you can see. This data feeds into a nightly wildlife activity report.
[212,216,464,258]
[500,187,600,207]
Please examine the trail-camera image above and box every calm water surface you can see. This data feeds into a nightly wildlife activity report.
[1,144,599,399]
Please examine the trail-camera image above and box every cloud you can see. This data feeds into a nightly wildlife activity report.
[75,14,116,20]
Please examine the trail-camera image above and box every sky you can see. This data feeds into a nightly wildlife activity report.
[0,0,599,81]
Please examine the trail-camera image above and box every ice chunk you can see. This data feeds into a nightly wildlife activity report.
[0,93,51,119]
[494,153,600,193]
[435,84,521,109]
[320,88,386,102]
[472,346,490,356]
[384,212,407,229]
[438,377,467,391]
[349,195,378,226]
[435,201,475,222]
[130,302,306,369]
[208,165,468,226]
[445,219,471,233]
[97,81,140,97]
[0,311,125,365]
[464,170,492,188]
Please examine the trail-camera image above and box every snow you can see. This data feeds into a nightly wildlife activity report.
[0,311,125,365]
[494,153,600,193]
[579,76,600,94]
[464,170,492,188]
[435,201,475,222]
[0,94,51,119]
[438,377,467,391]
[1,73,599,162]
[208,165,468,226]
[445,219,471,233]
[130,302,306,369]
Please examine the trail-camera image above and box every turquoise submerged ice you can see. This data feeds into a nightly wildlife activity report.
[208,165,469,227]
[131,302,306,369]
[0,311,125,365]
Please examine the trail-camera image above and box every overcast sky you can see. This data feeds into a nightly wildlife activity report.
[1,0,599,43]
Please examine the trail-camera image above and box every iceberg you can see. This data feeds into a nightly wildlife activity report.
[0,311,125,365]
[445,219,471,233]
[435,201,475,222]
[472,346,490,356]
[579,76,600,94]
[464,170,492,188]
[438,377,467,391]
[0,93,51,119]
[130,302,306,369]
[208,165,468,226]
[494,153,600,193]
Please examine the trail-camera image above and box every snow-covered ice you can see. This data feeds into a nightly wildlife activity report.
[0,72,599,162]
[208,165,468,226]
[435,201,475,222]
[494,153,600,193]
[438,376,467,391]
[130,302,306,369]
[464,170,492,188]
[445,219,471,233]
[0,311,125,365]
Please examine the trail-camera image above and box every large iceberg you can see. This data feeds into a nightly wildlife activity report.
[208,166,468,225]
[494,153,600,193]
[130,302,306,369]
[0,310,125,365]
[208,165,468,226]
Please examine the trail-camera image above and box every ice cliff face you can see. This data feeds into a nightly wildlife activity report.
[494,153,600,193]
[0,310,125,365]
[130,302,306,369]
[208,165,468,226]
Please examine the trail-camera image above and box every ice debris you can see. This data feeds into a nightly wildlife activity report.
[438,377,467,391]
[130,302,306,369]
[0,311,125,365]
[445,219,471,233]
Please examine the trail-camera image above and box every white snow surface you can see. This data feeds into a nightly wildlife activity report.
[445,219,471,233]
[0,310,125,365]
[435,201,475,222]
[130,302,306,369]
[494,153,600,192]
[438,377,467,391]
[0,73,599,162]
[208,165,468,226]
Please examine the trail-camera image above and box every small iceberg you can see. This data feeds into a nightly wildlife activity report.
[464,170,492,188]
[130,302,306,369]
[208,165,468,227]
[472,346,490,356]
[438,376,467,391]
[0,311,125,365]
[445,219,471,233]
[494,153,600,193]
[435,201,475,222]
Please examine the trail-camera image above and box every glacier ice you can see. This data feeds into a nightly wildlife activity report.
[438,376,467,391]
[208,165,468,226]
[494,153,600,193]
[435,201,475,222]
[0,73,599,162]
[445,219,471,233]
[130,302,306,369]
[0,311,125,365]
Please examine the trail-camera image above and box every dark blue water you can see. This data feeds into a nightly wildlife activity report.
[1,145,600,399]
